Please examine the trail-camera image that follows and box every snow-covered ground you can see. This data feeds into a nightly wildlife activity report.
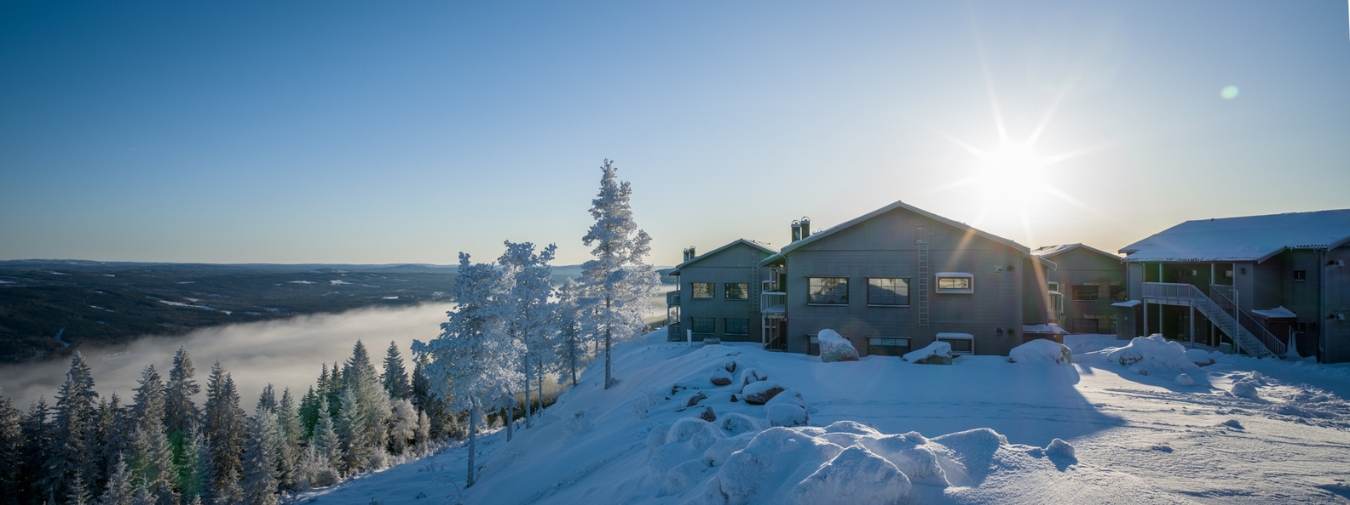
[306,331,1350,504]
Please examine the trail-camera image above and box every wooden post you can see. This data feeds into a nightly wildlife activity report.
[1143,299,1149,336]
[1189,305,1195,348]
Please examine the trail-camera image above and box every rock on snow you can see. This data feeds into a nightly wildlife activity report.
[1104,334,1199,372]
[903,341,953,364]
[817,329,859,362]
[1009,338,1073,364]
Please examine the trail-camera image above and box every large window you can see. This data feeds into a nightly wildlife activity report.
[690,317,715,334]
[691,282,715,300]
[725,318,749,335]
[937,334,974,354]
[1072,284,1099,301]
[808,277,849,305]
[868,337,911,356]
[935,273,974,294]
[867,278,910,306]
[725,283,749,300]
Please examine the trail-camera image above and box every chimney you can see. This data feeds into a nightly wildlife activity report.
[800,217,811,239]
[682,248,689,262]
[689,246,696,259]
[792,220,801,242]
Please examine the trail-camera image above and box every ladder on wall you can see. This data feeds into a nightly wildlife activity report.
[917,226,930,327]
[750,263,761,312]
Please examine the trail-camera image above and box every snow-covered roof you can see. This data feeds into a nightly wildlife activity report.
[1112,300,1142,308]
[1119,209,1350,263]
[669,239,776,275]
[1032,243,1121,260]
[761,199,1053,268]
[1252,306,1297,319]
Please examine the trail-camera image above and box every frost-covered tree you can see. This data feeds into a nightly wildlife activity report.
[96,454,133,505]
[553,278,588,387]
[164,348,200,440]
[203,363,245,500]
[412,411,431,456]
[412,252,522,487]
[0,389,23,505]
[578,159,661,389]
[384,399,417,456]
[210,467,243,505]
[40,353,101,503]
[127,366,175,502]
[380,342,411,401]
[310,396,338,466]
[96,393,130,493]
[274,389,301,492]
[499,241,558,428]
[240,410,279,505]
[336,342,391,474]
[21,398,52,505]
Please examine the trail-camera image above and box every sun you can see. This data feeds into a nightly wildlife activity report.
[972,143,1049,200]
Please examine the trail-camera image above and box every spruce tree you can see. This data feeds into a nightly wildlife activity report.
[96,454,133,505]
[164,347,200,444]
[240,410,279,505]
[340,342,391,473]
[41,353,101,503]
[21,398,52,505]
[499,241,558,429]
[0,389,23,505]
[310,397,338,469]
[127,366,175,500]
[274,389,301,492]
[97,393,130,493]
[381,342,411,401]
[203,363,245,499]
[579,159,661,389]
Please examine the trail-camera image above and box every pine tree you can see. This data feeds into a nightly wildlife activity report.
[41,353,101,504]
[274,389,301,492]
[579,159,661,389]
[413,411,431,457]
[173,431,206,502]
[298,386,319,440]
[210,467,242,505]
[339,342,392,473]
[333,387,367,475]
[381,342,411,401]
[203,363,245,500]
[255,385,276,415]
[97,393,130,494]
[499,241,558,429]
[412,252,522,487]
[164,347,200,442]
[240,410,279,505]
[309,397,338,469]
[127,366,175,500]
[96,454,133,505]
[0,389,21,505]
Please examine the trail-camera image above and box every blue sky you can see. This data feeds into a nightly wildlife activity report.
[2,1,1348,266]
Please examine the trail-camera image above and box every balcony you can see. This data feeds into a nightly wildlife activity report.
[666,291,681,306]
[761,291,786,318]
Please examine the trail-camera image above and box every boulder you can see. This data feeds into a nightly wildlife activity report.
[724,360,738,373]
[742,381,785,405]
[818,329,860,362]
[767,404,809,427]
[765,390,805,409]
[710,367,733,386]
[698,406,717,422]
[686,391,708,408]
[1185,349,1215,366]
[1008,338,1072,364]
[736,368,768,392]
[904,342,953,365]
[1175,373,1197,387]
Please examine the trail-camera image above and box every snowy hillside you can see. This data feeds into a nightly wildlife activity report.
[305,330,1350,504]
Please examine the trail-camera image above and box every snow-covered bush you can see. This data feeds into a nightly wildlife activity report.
[742,381,785,405]
[903,342,953,365]
[817,329,860,362]
[1008,339,1072,364]
[1105,334,1197,372]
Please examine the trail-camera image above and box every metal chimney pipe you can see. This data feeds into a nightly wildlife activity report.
[792,220,801,242]
[800,217,811,239]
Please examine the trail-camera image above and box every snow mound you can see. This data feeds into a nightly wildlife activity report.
[767,404,809,427]
[1175,373,1197,386]
[817,329,860,362]
[788,446,911,505]
[859,432,948,486]
[1045,438,1075,459]
[1104,334,1198,372]
[720,413,765,435]
[903,341,953,364]
[1230,378,1260,399]
[1009,339,1073,364]
[1185,348,1215,366]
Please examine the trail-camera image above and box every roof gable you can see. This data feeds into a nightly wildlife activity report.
[670,239,776,274]
[1119,209,1350,263]
[1032,243,1121,261]
[762,199,1033,265]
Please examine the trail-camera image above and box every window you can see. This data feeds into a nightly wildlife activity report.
[691,282,714,300]
[1072,284,1099,301]
[935,273,974,294]
[937,334,974,354]
[1294,270,1307,282]
[725,318,749,335]
[690,317,715,334]
[725,283,749,300]
[867,278,910,306]
[1109,285,1127,302]
[1048,281,1060,293]
[808,277,849,305]
[867,337,911,356]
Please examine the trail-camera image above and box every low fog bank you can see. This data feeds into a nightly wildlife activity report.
[0,303,454,409]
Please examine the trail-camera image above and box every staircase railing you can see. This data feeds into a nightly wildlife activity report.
[1207,285,1288,357]
[1140,282,1279,358]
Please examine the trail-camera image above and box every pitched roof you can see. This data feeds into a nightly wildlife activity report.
[669,239,776,275]
[1032,243,1121,261]
[1119,209,1350,263]
[761,199,1045,266]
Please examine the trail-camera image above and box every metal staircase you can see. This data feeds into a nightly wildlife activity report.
[1141,282,1285,358]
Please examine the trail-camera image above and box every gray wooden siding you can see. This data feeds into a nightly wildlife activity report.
[780,207,1027,356]
[1323,245,1349,363]
[1045,248,1125,334]
[676,242,770,342]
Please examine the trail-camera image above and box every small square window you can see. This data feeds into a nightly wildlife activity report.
[938,337,973,353]
[1294,270,1306,282]
[690,317,715,334]
[691,282,715,300]
[725,283,749,300]
[867,337,911,356]
[725,318,749,335]
[935,273,974,294]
